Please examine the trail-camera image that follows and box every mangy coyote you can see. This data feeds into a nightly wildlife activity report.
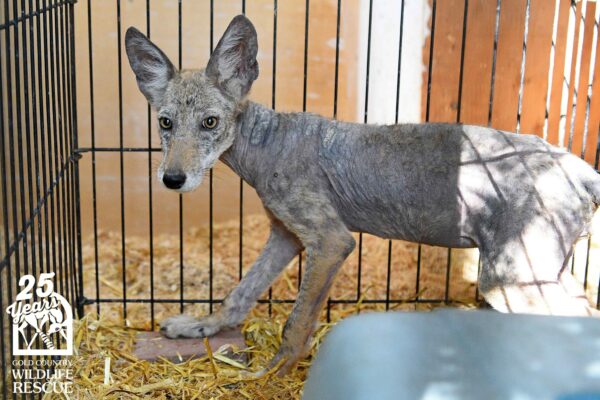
[126,15,600,374]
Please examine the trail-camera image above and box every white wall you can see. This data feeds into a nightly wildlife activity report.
[357,0,431,124]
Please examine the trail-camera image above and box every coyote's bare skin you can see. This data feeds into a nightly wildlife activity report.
[126,15,600,374]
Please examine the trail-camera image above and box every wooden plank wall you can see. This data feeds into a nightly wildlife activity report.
[423,0,600,167]
[490,0,528,132]
[547,0,572,146]
[427,0,466,124]
[587,24,600,164]
[519,0,554,136]
[460,0,497,126]
[554,0,599,163]
[571,3,596,157]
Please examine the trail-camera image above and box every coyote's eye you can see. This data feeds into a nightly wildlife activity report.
[202,116,219,130]
[159,117,172,130]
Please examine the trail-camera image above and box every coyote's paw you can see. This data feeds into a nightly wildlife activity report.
[159,314,223,339]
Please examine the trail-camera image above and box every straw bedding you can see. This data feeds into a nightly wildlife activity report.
[47,213,599,399]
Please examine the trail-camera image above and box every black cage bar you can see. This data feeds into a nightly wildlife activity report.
[1,0,600,398]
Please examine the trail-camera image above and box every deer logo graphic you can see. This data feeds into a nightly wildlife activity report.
[6,273,73,356]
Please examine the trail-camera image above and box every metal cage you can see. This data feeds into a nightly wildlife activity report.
[1,0,80,398]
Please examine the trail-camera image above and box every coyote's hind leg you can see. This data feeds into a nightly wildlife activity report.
[479,226,598,316]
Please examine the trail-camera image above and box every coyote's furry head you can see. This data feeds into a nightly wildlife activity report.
[125,15,258,192]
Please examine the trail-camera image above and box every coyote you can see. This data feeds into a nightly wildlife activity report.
[126,15,600,374]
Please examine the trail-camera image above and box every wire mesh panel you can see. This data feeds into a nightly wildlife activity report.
[0,0,81,397]
[71,0,600,330]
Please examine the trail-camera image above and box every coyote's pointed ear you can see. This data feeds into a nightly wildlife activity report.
[125,27,176,107]
[206,15,259,100]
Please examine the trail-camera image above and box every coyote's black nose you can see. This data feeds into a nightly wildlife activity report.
[163,172,186,189]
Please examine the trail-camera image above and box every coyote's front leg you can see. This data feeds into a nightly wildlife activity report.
[265,200,356,375]
[160,219,302,338]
